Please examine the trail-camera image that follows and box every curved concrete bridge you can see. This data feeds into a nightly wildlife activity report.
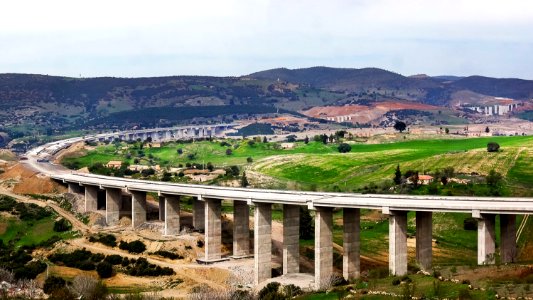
[26,125,533,290]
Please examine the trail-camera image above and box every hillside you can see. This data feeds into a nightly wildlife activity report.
[1,67,533,147]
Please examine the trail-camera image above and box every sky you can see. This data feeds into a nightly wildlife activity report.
[1,0,533,79]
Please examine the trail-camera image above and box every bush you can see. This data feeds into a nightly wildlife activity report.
[337,143,352,153]
[196,240,204,248]
[487,142,500,152]
[258,282,282,299]
[96,261,113,278]
[44,276,66,295]
[13,261,47,279]
[88,234,117,247]
[104,254,124,265]
[119,240,146,254]
[152,250,183,260]
[53,218,71,232]
[225,148,233,156]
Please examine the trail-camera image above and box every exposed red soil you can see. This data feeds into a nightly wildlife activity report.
[0,163,65,194]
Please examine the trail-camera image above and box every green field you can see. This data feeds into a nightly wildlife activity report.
[0,214,74,247]
[252,136,533,194]
[63,135,533,196]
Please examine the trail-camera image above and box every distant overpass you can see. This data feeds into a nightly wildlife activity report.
[26,125,533,290]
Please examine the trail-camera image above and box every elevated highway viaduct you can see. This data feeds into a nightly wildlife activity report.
[25,125,533,290]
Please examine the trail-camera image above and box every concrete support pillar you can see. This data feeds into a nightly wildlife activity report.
[193,198,205,231]
[131,191,147,228]
[283,204,300,274]
[105,188,121,226]
[254,203,272,285]
[164,195,181,235]
[84,185,98,212]
[158,196,165,221]
[389,211,408,276]
[315,207,333,290]
[478,214,496,265]
[416,211,432,271]
[343,208,360,281]
[204,198,222,261]
[67,183,80,194]
[500,214,517,263]
[233,200,250,257]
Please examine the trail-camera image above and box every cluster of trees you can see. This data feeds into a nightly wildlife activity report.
[88,233,117,247]
[118,240,147,254]
[393,164,506,196]
[0,195,52,221]
[48,249,174,279]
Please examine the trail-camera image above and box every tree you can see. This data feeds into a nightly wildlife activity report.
[304,136,309,144]
[177,148,183,155]
[485,126,490,133]
[263,136,268,143]
[206,162,214,172]
[394,121,407,133]
[393,165,402,184]
[322,134,328,144]
[487,142,500,152]
[337,143,352,153]
[246,157,253,163]
[225,148,233,155]
[445,128,449,134]
[241,172,249,187]
[53,218,71,232]
[43,276,66,295]
[96,262,113,278]
[286,135,297,142]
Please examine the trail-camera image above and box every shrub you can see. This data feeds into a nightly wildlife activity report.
[88,234,117,247]
[337,143,352,153]
[43,276,66,295]
[96,261,113,278]
[13,261,47,280]
[53,218,71,232]
[104,254,124,265]
[392,278,401,285]
[119,240,146,254]
[258,282,281,299]
[152,250,183,260]
[196,240,204,248]
[225,149,233,156]
[487,142,500,152]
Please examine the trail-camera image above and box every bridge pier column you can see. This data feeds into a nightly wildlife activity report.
[158,196,165,221]
[315,207,333,290]
[389,211,408,276]
[105,188,121,226]
[283,204,300,274]
[478,214,496,265]
[254,203,272,285]
[67,182,82,194]
[233,200,250,257]
[204,198,222,261]
[500,214,517,263]
[343,208,360,281]
[193,197,205,231]
[416,211,432,271]
[84,185,98,212]
[131,191,147,228]
[164,195,180,235]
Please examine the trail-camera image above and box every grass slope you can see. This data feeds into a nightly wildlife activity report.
[252,136,533,192]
